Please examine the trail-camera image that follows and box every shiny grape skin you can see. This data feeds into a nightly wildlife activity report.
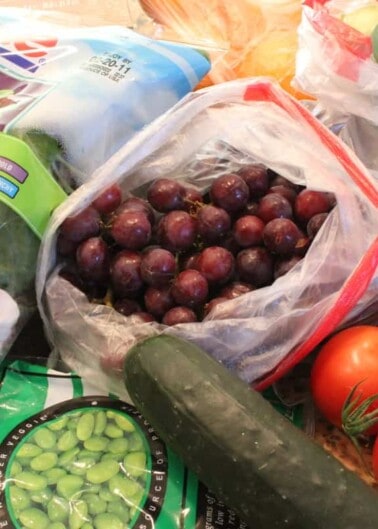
[197,205,231,244]
[144,286,175,318]
[183,187,204,212]
[116,196,156,226]
[267,185,297,206]
[157,210,197,252]
[113,298,142,317]
[294,190,332,225]
[60,206,101,243]
[76,237,109,281]
[171,269,209,308]
[209,173,250,213]
[203,296,229,317]
[110,250,143,298]
[233,215,265,248]
[257,193,293,223]
[162,306,198,325]
[140,247,177,287]
[238,164,269,199]
[263,218,303,256]
[147,178,186,212]
[196,246,235,285]
[220,281,254,299]
[110,209,152,250]
[236,247,274,288]
[92,184,122,215]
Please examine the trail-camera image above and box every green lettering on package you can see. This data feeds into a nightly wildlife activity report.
[0,133,66,238]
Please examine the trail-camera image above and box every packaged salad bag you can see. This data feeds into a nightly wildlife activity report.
[0,7,210,361]
[36,78,378,396]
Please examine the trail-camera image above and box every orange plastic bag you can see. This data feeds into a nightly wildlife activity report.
[135,0,310,98]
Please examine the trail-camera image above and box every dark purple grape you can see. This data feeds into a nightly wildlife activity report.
[162,306,197,325]
[147,178,186,212]
[307,212,329,239]
[257,193,293,223]
[209,174,249,213]
[140,248,176,287]
[220,234,241,256]
[274,256,303,280]
[171,269,208,308]
[76,237,109,281]
[269,173,298,189]
[267,185,297,205]
[57,233,78,257]
[117,196,156,226]
[233,215,265,248]
[196,247,235,285]
[110,209,151,250]
[197,205,231,244]
[238,164,269,198]
[220,281,254,299]
[59,263,84,291]
[183,187,204,212]
[236,247,274,287]
[113,298,142,317]
[110,250,143,298]
[60,206,101,243]
[92,184,122,215]
[294,190,332,226]
[157,210,197,252]
[263,218,303,256]
[144,286,175,317]
[204,296,229,317]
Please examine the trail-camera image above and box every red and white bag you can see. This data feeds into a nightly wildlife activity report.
[36,78,378,397]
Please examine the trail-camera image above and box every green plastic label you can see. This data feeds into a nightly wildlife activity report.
[0,133,66,239]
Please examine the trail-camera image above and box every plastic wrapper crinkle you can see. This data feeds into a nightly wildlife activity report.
[0,7,210,362]
[37,78,378,396]
[294,0,378,176]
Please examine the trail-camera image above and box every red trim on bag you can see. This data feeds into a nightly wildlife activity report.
[244,81,378,207]
[254,236,378,391]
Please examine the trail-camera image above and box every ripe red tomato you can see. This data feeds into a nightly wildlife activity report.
[310,325,378,435]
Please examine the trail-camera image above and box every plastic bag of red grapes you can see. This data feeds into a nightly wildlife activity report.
[36,78,378,398]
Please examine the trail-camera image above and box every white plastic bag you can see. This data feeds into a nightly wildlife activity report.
[294,0,378,175]
[36,78,378,396]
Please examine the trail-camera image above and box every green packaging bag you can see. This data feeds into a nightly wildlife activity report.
[0,360,303,529]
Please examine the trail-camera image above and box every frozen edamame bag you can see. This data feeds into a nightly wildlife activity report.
[0,360,303,529]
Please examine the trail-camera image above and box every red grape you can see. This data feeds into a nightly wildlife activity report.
[233,215,265,247]
[267,185,297,205]
[196,246,235,285]
[220,281,253,299]
[110,209,151,250]
[183,187,204,212]
[257,193,293,223]
[171,269,208,308]
[263,218,303,256]
[60,206,101,243]
[238,164,269,198]
[92,184,122,215]
[132,312,156,323]
[294,190,332,225]
[140,247,176,287]
[157,210,197,252]
[269,173,298,189]
[144,286,175,317]
[76,237,109,281]
[117,196,156,226]
[180,252,200,271]
[236,247,274,287]
[113,298,142,317]
[210,173,249,213]
[307,212,329,239]
[110,250,143,298]
[204,296,229,316]
[162,306,197,325]
[197,205,231,244]
[147,178,186,212]
[57,233,78,257]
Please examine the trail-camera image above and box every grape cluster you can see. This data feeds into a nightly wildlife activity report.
[57,164,335,326]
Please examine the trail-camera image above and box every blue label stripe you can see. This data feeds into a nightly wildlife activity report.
[0,176,18,198]
[0,45,38,73]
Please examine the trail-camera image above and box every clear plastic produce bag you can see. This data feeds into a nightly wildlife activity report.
[37,78,378,396]
[294,0,378,175]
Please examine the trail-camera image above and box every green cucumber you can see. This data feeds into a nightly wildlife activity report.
[124,334,378,529]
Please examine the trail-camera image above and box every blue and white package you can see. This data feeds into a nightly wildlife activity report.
[0,8,210,187]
